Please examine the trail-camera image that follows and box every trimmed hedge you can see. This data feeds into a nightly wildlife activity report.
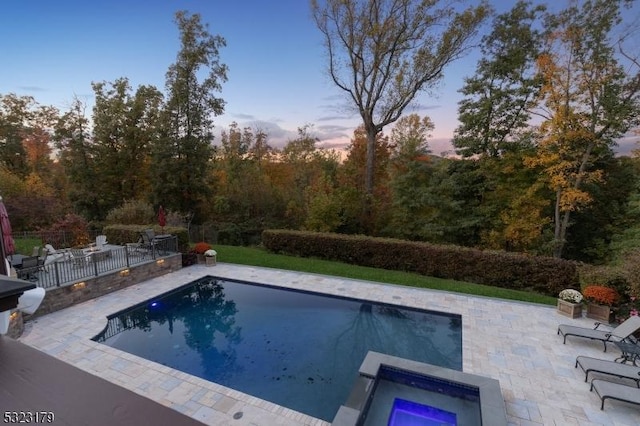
[262,230,580,297]
[103,224,189,253]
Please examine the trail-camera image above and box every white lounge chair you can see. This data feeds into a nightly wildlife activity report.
[558,316,640,351]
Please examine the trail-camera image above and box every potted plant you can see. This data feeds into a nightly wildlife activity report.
[192,242,212,264]
[204,249,217,266]
[557,289,583,318]
[583,285,619,323]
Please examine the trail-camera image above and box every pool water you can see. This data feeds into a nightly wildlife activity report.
[93,277,462,421]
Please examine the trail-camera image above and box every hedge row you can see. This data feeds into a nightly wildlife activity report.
[103,224,189,253]
[262,230,580,297]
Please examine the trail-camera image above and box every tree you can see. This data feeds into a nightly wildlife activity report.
[453,0,545,157]
[53,98,99,219]
[151,10,227,221]
[311,0,488,206]
[526,0,640,258]
[0,94,58,178]
[337,126,393,234]
[91,78,163,216]
[386,114,436,239]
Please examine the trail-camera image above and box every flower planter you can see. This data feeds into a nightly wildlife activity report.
[557,299,583,318]
[197,254,206,264]
[205,255,216,267]
[586,303,613,323]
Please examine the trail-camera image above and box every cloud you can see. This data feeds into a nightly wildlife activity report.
[316,115,348,122]
[231,113,255,120]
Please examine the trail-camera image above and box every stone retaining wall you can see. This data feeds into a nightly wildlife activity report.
[25,254,182,320]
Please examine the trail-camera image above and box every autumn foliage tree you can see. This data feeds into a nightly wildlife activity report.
[526,0,640,258]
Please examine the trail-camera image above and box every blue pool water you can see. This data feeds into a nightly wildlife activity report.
[93,277,462,421]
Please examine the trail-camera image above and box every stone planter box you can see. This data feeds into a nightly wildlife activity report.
[586,303,612,323]
[557,299,583,318]
[205,255,216,266]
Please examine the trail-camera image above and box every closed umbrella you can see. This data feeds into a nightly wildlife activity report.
[0,195,15,276]
[158,205,166,233]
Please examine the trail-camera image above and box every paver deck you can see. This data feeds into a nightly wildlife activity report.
[19,263,640,425]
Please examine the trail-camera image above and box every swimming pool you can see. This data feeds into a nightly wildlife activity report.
[93,276,462,421]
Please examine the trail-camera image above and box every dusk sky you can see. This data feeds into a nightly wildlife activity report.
[1,1,637,155]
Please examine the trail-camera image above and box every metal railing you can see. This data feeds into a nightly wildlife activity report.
[17,236,179,289]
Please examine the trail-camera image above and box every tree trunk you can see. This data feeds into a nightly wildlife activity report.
[364,126,377,196]
[553,140,596,258]
[553,189,564,258]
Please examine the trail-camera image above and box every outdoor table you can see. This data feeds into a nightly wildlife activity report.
[152,234,172,255]
[83,247,112,262]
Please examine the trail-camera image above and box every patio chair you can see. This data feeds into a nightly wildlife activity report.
[141,230,157,251]
[95,235,107,250]
[69,248,90,267]
[36,251,48,274]
[18,256,39,281]
[591,379,640,410]
[575,356,640,387]
[557,316,640,351]
[127,233,153,255]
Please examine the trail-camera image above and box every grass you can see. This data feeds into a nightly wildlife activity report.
[12,237,43,255]
[215,244,557,306]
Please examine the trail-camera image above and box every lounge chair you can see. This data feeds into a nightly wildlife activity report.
[591,379,640,410]
[44,244,58,255]
[43,244,68,264]
[557,316,640,351]
[575,356,640,387]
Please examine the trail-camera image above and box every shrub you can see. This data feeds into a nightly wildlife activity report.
[583,285,619,306]
[617,249,640,298]
[262,230,580,297]
[105,200,154,225]
[41,214,91,248]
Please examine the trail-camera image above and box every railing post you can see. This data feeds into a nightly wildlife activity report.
[93,254,99,276]
[54,261,61,287]
[125,246,130,267]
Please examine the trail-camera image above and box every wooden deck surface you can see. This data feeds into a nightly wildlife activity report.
[0,336,204,425]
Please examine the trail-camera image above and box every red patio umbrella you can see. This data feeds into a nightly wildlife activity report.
[158,205,166,233]
[0,195,16,276]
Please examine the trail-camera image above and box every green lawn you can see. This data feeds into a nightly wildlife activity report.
[215,245,557,306]
[12,237,42,256]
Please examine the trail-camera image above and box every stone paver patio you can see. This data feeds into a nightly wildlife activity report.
[19,263,640,425]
